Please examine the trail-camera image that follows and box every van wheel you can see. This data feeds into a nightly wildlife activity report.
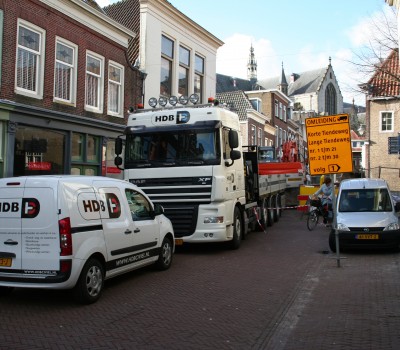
[73,258,104,304]
[155,236,173,270]
[329,230,337,252]
[229,206,242,250]
[0,286,14,296]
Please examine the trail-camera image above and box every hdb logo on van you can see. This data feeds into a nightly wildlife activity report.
[0,198,40,218]
[80,193,121,219]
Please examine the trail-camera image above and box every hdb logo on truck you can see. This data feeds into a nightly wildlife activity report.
[153,111,190,124]
[0,198,40,218]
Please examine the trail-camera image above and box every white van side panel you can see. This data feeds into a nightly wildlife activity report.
[21,187,59,271]
[0,186,25,270]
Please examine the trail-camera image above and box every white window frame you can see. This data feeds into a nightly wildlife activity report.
[85,51,104,113]
[194,54,205,103]
[15,19,46,99]
[380,111,394,132]
[275,100,279,117]
[107,60,124,118]
[250,98,262,112]
[54,37,77,106]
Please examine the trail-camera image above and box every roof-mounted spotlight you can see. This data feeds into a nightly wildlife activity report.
[169,96,178,106]
[159,96,168,107]
[189,93,199,105]
[179,95,189,105]
[148,97,158,108]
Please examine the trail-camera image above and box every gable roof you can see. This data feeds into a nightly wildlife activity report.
[216,73,260,94]
[367,48,400,97]
[103,0,140,65]
[81,0,106,13]
[216,90,254,121]
[258,67,328,96]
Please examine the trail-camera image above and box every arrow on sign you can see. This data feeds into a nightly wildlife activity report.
[328,164,341,172]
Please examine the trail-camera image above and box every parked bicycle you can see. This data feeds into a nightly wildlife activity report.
[307,196,332,231]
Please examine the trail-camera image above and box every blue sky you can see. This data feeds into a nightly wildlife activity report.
[98,0,395,106]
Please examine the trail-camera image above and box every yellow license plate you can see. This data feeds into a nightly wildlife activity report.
[0,258,12,267]
[174,239,183,246]
[356,234,379,240]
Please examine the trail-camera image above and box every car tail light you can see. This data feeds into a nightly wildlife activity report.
[59,217,72,256]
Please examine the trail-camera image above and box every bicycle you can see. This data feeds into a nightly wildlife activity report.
[306,197,332,231]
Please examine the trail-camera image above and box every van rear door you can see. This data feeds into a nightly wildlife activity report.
[0,179,26,270]
[21,186,60,271]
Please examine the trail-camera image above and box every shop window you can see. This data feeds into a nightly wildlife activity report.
[71,133,101,175]
[14,126,65,176]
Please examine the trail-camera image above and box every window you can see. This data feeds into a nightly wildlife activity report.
[250,125,256,145]
[325,83,337,115]
[161,35,174,97]
[194,54,204,102]
[258,128,262,146]
[279,102,283,119]
[15,19,45,99]
[125,189,152,221]
[85,51,104,113]
[275,100,279,117]
[381,111,393,132]
[54,38,77,105]
[179,46,190,97]
[250,98,262,112]
[283,105,287,122]
[108,61,124,117]
[71,133,101,175]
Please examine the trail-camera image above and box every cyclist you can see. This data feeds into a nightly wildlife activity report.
[313,176,333,224]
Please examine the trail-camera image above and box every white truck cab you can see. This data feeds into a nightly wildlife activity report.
[330,178,400,252]
[0,176,175,304]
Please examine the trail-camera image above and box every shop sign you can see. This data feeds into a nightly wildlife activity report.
[28,162,52,171]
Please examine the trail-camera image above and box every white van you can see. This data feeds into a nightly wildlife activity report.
[0,176,174,304]
[330,178,400,252]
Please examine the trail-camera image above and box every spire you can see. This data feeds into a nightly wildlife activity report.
[278,62,288,96]
[247,44,257,84]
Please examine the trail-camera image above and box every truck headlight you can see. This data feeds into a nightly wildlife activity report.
[204,216,224,224]
[337,223,350,231]
[384,222,400,231]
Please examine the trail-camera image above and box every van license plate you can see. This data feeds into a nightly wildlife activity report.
[0,258,12,267]
[356,234,379,240]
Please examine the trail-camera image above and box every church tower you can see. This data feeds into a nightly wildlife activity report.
[278,62,288,96]
[247,44,257,86]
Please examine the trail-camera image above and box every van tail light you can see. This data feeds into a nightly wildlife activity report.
[59,217,72,256]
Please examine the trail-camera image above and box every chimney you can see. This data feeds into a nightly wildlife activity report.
[290,73,299,83]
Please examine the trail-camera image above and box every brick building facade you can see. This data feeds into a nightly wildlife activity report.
[0,0,143,178]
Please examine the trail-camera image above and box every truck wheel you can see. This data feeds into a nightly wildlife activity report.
[73,258,104,304]
[229,206,242,250]
[257,199,268,232]
[155,236,173,270]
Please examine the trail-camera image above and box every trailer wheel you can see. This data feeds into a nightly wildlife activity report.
[229,206,242,250]
[257,199,268,232]
[267,197,274,227]
[273,195,280,222]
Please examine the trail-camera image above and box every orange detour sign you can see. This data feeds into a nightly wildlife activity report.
[305,114,353,176]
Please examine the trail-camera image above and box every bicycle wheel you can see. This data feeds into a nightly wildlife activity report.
[307,210,319,231]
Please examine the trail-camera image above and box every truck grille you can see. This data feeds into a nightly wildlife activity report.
[130,177,211,237]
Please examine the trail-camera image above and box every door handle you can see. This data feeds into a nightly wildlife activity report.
[4,240,18,246]
[134,228,140,233]
[124,229,132,234]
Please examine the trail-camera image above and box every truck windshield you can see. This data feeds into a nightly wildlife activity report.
[338,189,393,212]
[124,130,220,168]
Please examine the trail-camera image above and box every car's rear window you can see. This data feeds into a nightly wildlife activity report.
[338,188,393,212]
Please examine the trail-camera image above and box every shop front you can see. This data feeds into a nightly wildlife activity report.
[4,102,124,179]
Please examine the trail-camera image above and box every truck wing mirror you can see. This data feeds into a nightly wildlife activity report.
[225,150,241,167]
[115,137,123,155]
[228,130,239,149]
